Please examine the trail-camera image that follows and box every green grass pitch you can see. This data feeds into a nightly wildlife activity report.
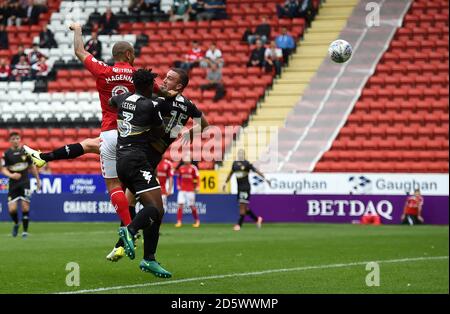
[0,222,448,294]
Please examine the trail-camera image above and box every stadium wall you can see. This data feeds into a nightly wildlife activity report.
[0,174,448,224]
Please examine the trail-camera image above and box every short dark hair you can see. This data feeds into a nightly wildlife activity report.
[9,132,20,139]
[171,68,189,90]
[112,41,133,59]
[132,68,158,95]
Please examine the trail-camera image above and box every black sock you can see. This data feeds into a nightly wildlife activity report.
[238,215,245,226]
[22,213,29,232]
[115,207,136,248]
[129,206,136,220]
[143,220,161,261]
[115,221,125,248]
[40,143,84,162]
[246,209,258,222]
[127,205,161,235]
[10,211,18,224]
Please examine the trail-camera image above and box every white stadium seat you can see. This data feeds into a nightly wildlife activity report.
[78,92,94,102]
[8,82,22,91]
[65,92,78,102]
[51,93,65,103]
[22,81,35,91]
[38,93,52,103]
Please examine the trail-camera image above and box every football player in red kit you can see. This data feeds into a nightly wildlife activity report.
[157,158,174,211]
[402,188,424,225]
[175,156,200,228]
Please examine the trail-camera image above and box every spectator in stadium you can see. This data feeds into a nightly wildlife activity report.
[178,40,203,71]
[196,0,227,21]
[0,23,8,49]
[39,24,57,48]
[297,0,315,27]
[22,0,45,25]
[247,39,265,68]
[169,0,191,22]
[190,0,205,20]
[10,44,26,66]
[246,16,271,45]
[31,55,48,79]
[84,31,102,60]
[99,7,119,35]
[264,40,283,76]
[0,57,10,81]
[28,43,45,65]
[276,0,300,19]
[241,27,252,43]
[5,0,24,26]
[0,1,7,25]
[12,55,30,81]
[275,27,295,65]
[141,0,161,13]
[200,62,225,102]
[128,0,141,13]
[401,188,424,225]
[200,42,223,68]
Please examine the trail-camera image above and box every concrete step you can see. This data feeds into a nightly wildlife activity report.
[280,71,316,80]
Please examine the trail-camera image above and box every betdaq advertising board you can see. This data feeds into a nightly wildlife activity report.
[0,174,448,224]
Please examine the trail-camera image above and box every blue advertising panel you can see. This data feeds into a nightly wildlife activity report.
[0,173,239,222]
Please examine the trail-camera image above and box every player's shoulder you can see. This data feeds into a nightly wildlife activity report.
[4,148,14,156]
[85,55,111,71]
[112,91,133,103]
[176,94,197,108]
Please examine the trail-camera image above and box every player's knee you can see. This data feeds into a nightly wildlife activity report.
[105,178,122,193]
[80,138,100,154]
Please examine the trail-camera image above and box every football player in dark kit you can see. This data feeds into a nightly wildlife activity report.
[111,68,209,277]
[1,132,41,238]
[223,149,268,231]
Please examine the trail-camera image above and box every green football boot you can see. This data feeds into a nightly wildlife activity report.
[139,260,172,278]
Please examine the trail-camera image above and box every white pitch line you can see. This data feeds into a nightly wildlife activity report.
[56,255,448,294]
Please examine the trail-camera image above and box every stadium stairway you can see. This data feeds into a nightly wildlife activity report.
[219,0,358,180]
[314,0,449,173]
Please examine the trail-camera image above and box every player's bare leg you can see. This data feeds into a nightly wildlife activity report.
[234,203,248,231]
[8,200,19,237]
[21,200,30,238]
[191,204,200,228]
[24,137,100,168]
[176,202,184,227]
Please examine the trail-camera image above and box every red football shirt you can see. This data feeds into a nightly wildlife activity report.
[157,159,174,195]
[177,164,199,192]
[185,48,204,62]
[404,195,423,215]
[83,55,161,131]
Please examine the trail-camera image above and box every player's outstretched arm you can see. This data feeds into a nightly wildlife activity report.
[183,114,209,144]
[69,22,90,63]
[222,169,233,192]
[253,167,271,187]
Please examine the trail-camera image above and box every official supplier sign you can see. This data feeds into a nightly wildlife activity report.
[231,173,449,196]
